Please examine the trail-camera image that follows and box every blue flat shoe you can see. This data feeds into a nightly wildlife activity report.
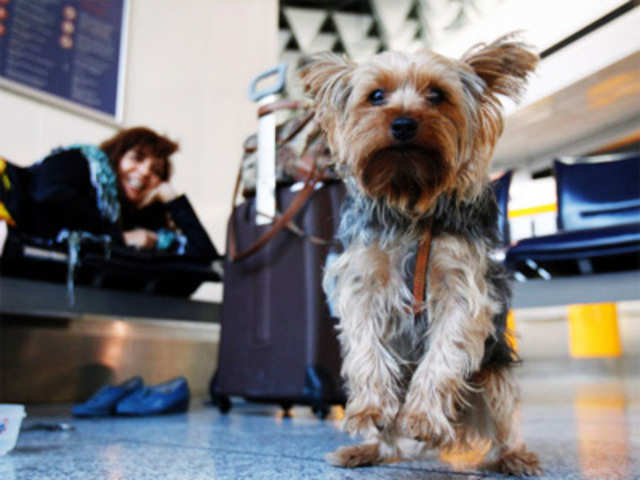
[115,377,190,416]
[72,376,144,417]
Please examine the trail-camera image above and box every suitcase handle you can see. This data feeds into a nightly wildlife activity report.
[248,64,288,102]
[228,159,328,262]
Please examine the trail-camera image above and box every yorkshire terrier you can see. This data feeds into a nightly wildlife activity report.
[300,35,540,476]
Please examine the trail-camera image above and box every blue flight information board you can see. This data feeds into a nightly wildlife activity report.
[0,0,127,120]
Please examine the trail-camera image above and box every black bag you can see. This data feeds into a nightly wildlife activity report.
[211,180,346,417]
[1,230,220,298]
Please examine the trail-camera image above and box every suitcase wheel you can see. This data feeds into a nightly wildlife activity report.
[209,371,231,414]
[214,395,232,414]
[280,402,293,416]
[312,404,330,420]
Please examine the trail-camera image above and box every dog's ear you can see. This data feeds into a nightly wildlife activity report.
[452,35,538,203]
[298,53,355,110]
[461,33,538,102]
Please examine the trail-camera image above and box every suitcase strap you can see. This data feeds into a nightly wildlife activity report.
[228,158,327,262]
[257,99,302,118]
[412,220,433,315]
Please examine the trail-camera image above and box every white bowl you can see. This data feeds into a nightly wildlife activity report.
[0,404,26,455]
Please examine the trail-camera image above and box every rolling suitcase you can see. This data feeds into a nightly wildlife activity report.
[211,66,346,417]
[211,179,346,418]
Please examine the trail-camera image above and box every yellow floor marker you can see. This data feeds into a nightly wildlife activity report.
[506,310,518,353]
[568,303,622,358]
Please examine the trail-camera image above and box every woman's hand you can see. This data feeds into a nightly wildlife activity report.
[139,182,178,208]
[123,229,158,249]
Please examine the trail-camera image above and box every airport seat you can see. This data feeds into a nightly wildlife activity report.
[491,170,513,247]
[506,153,640,278]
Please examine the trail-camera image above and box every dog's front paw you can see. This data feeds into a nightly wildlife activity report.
[396,404,455,447]
[343,406,384,435]
[343,393,401,435]
[325,443,383,468]
[489,447,542,477]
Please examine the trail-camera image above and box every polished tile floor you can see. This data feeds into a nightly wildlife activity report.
[1,372,638,480]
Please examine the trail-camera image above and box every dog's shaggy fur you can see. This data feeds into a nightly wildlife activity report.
[300,34,541,476]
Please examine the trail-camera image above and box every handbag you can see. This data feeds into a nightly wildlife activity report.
[229,100,340,262]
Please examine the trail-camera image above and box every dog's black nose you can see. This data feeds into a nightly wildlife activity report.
[391,117,418,141]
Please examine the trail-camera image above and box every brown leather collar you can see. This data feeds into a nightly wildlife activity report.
[412,220,433,315]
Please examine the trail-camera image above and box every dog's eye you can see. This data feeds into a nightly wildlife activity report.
[426,87,446,105]
[368,89,386,105]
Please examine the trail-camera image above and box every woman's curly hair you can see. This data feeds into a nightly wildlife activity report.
[100,126,178,181]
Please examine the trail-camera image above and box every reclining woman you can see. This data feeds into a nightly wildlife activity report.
[0,126,220,264]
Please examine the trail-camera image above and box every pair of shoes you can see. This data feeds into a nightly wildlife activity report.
[117,377,190,416]
[72,376,143,417]
[71,376,190,417]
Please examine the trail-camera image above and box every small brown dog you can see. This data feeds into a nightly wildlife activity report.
[300,35,541,476]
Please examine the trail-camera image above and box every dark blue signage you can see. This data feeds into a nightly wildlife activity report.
[0,0,126,118]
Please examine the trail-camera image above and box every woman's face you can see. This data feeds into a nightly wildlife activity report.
[117,148,165,207]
